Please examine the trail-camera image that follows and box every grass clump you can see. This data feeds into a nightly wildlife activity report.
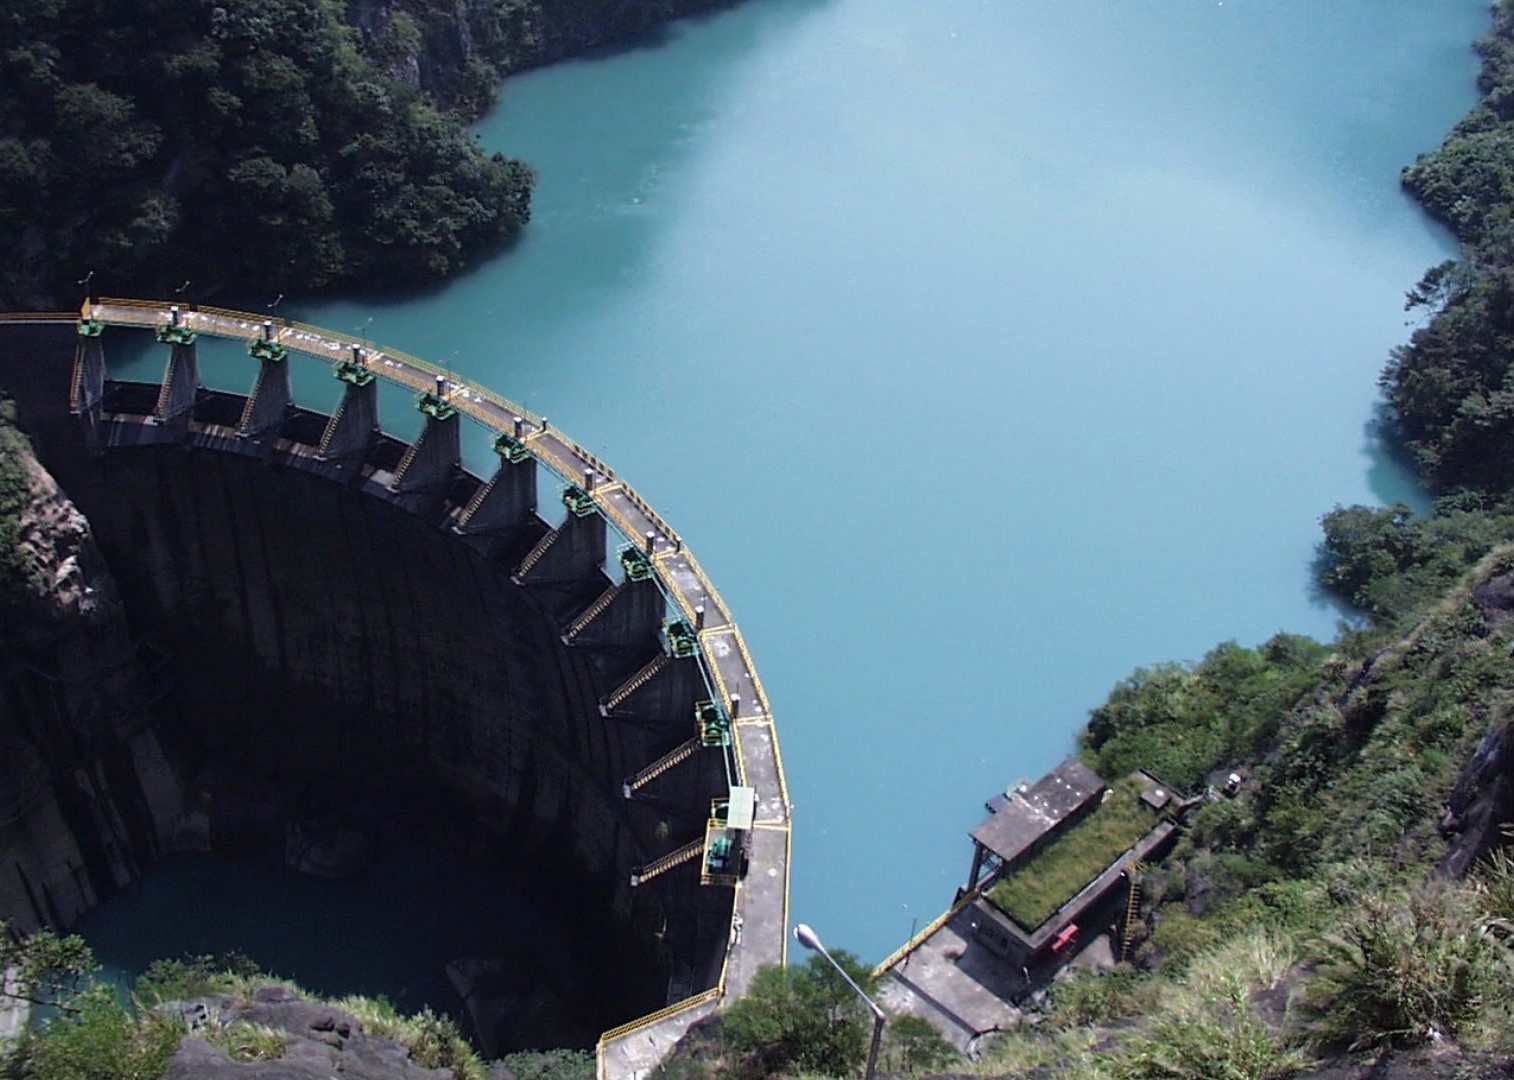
[1048,968,1160,1029]
[1471,842,1514,938]
[496,1049,596,1080]
[206,1019,287,1063]
[329,993,405,1034]
[332,996,487,1080]
[403,1008,484,1079]
[974,1025,1104,1078]
[988,774,1161,928]
[1305,882,1512,1049]
[9,985,184,1080]
[1111,970,1305,1080]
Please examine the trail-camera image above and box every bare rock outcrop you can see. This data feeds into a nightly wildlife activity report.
[163,985,455,1080]
[1439,712,1514,879]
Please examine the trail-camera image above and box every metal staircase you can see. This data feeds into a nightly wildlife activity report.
[631,838,704,886]
[603,652,670,712]
[565,583,623,641]
[458,474,497,524]
[1120,859,1143,962]
[514,528,561,578]
[623,738,701,798]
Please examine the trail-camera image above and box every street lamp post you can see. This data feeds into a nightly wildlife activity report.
[793,923,885,1080]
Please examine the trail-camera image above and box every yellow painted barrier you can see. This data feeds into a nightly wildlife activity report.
[871,895,976,979]
[94,297,163,311]
[596,987,721,1045]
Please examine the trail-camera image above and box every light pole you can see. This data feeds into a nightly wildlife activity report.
[793,923,885,1080]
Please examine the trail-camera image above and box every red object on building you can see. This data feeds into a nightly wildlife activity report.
[1051,924,1078,953]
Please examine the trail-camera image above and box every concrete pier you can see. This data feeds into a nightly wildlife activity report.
[317,356,379,461]
[70,322,105,416]
[238,334,292,436]
[391,389,461,497]
[566,548,665,665]
[603,649,705,728]
[455,436,539,562]
[458,438,537,531]
[515,487,608,587]
[152,313,199,423]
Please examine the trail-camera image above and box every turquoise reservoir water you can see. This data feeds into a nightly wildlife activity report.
[108,0,1489,968]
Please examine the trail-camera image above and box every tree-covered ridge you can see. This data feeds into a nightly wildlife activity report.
[0,0,535,309]
[0,0,741,310]
[1383,0,1514,496]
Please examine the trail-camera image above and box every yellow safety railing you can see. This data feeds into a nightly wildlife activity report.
[774,826,792,970]
[871,894,976,979]
[595,986,722,1071]
[765,719,793,819]
[729,700,749,787]
[0,311,75,322]
[92,297,162,312]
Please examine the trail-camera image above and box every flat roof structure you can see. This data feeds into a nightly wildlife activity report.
[970,758,1105,866]
[726,786,756,830]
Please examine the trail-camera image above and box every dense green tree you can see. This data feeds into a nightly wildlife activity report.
[1080,635,1328,793]
[720,952,875,1079]
[1381,0,1514,497]
[0,0,739,309]
[1316,502,1513,626]
[0,0,537,307]
[0,920,95,1012]
[880,1014,955,1073]
[5,986,182,1080]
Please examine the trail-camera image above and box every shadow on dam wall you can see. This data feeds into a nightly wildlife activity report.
[0,321,735,1049]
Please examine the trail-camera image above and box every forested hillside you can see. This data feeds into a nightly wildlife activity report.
[1383,0,1514,495]
[0,0,727,310]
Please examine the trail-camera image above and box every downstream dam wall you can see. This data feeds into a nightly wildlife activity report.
[0,319,736,1044]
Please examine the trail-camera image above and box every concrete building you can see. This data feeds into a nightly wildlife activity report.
[963,757,1106,894]
[876,762,1179,1051]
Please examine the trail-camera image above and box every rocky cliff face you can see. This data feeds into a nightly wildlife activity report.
[1438,573,1514,879]
[0,418,187,932]
[3,447,110,636]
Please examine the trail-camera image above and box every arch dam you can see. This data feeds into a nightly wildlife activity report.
[0,300,791,1075]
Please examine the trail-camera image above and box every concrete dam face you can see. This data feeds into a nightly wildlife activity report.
[0,307,790,1055]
